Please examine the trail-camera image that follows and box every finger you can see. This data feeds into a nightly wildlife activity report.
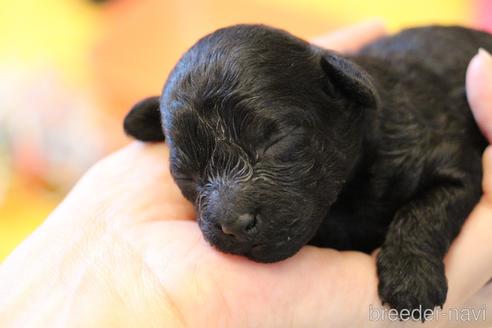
[310,19,387,53]
[445,48,492,314]
[443,201,492,309]
[483,146,492,199]
[444,149,492,311]
[436,149,492,317]
[466,48,492,141]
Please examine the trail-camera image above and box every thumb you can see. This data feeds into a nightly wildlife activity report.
[466,48,492,141]
[483,146,492,202]
[442,148,492,312]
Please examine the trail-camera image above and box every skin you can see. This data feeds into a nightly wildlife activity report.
[0,21,491,327]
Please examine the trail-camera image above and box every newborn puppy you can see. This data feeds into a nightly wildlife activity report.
[124,25,491,316]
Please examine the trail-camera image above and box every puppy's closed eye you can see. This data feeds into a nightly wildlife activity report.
[263,127,306,161]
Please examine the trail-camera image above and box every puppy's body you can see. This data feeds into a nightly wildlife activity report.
[124,25,491,316]
[312,26,489,252]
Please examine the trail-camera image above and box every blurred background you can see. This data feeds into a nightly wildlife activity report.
[0,0,491,260]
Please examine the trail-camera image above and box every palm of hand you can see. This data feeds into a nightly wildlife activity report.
[64,135,492,328]
[65,143,377,327]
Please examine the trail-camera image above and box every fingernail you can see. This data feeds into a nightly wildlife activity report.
[478,48,492,66]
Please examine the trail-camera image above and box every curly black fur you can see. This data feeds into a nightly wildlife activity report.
[123,25,491,318]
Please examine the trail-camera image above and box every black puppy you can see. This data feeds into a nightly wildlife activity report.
[124,25,491,316]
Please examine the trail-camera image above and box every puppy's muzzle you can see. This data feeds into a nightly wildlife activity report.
[204,185,260,241]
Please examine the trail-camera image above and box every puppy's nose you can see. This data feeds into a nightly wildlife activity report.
[221,213,257,238]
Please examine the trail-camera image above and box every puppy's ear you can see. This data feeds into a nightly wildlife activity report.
[320,53,378,108]
[123,96,165,142]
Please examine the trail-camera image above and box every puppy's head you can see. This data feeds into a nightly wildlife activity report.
[124,25,378,262]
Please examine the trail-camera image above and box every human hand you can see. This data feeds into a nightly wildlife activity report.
[1,21,491,328]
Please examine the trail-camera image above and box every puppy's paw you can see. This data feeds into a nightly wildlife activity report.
[377,247,447,321]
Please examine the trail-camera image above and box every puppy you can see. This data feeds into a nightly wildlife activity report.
[124,25,491,316]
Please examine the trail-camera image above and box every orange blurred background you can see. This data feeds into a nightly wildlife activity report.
[0,0,490,260]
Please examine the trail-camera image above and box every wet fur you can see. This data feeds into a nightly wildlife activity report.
[124,25,491,317]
